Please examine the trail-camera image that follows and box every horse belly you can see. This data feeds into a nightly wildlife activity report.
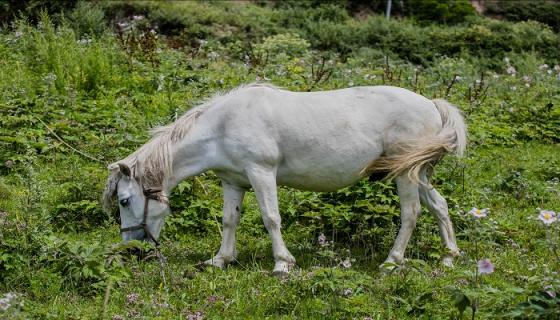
[276,140,383,192]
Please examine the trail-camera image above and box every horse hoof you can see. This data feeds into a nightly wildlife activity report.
[442,256,454,268]
[272,269,289,279]
[272,260,294,278]
[200,257,226,269]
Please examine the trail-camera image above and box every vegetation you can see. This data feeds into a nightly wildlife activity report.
[0,1,559,319]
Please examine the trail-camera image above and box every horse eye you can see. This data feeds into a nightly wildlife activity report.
[119,198,130,207]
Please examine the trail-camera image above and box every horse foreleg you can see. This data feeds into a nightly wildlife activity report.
[383,174,421,269]
[418,176,459,267]
[246,166,295,276]
[204,181,245,268]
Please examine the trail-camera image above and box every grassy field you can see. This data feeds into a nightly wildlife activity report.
[1,1,559,319]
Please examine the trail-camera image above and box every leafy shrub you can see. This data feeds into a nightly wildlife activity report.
[486,0,560,32]
[255,33,310,62]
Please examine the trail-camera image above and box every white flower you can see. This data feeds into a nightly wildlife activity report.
[554,64,560,72]
[455,75,462,82]
[15,30,23,37]
[504,57,510,64]
[522,75,531,83]
[539,64,549,70]
[318,233,328,247]
[510,86,517,91]
[538,210,557,225]
[208,51,219,60]
[341,258,352,269]
[477,259,494,274]
[506,66,517,76]
[342,288,353,297]
[468,207,489,219]
[132,15,145,21]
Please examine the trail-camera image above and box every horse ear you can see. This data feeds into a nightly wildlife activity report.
[118,163,131,177]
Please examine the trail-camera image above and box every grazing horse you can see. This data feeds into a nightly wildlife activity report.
[103,83,466,275]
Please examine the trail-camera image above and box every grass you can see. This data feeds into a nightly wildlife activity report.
[1,2,559,319]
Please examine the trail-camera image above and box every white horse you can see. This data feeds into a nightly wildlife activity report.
[103,83,466,275]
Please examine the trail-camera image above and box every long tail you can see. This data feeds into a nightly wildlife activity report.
[362,99,467,183]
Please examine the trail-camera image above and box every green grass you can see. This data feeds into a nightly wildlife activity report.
[1,2,559,319]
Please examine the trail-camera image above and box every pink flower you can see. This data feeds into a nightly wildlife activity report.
[538,210,557,225]
[477,259,494,275]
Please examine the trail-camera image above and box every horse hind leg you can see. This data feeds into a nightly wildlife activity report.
[418,170,460,267]
[382,174,421,269]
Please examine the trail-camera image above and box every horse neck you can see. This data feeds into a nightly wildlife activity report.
[163,124,214,195]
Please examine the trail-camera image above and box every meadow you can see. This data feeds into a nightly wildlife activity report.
[0,1,559,319]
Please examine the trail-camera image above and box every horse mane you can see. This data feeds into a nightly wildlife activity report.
[102,83,278,211]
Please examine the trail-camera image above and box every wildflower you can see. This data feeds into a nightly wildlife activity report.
[15,30,23,37]
[348,81,354,86]
[538,210,557,225]
[132,15,145,21]
[477,259,494,275]
[208,51,219,60]
[554,64,560,72]
[341,258,352,269]
[547,69,552,75]
[506,66,517,76]
[503,57,510,64]
[207,295,221,304]
[77,38,92,45]
[492,74,499,79]
[510,86,517,91]
[522,75,531,83]
[455,75,462,82]
[468,207,489,219]
[318,233,328,247]
[126,293,140,304]
[184,310,205,320]
[539,64,549,70]
[544,285,557,298]
[342,288,353,297]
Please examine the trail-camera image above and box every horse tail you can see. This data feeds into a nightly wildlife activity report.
[362,99,467,183]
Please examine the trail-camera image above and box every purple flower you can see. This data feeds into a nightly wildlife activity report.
[126,293,139,304]
[538,210,557,225]
[477,259,494,275]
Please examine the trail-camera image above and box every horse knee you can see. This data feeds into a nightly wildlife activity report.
[222,212,239,229]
